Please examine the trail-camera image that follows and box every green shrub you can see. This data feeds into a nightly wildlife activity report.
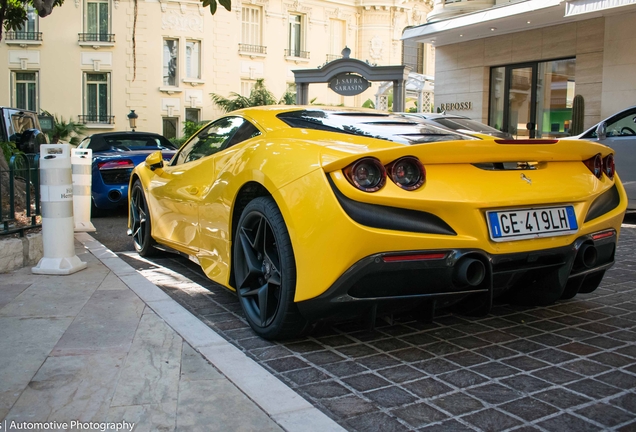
[0,141,22,164]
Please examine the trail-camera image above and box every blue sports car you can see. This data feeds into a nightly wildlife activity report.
[77,132,177,213]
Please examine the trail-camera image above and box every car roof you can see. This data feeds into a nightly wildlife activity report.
[0,107,38,113]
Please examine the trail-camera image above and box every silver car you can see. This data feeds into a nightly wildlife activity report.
[577,106,636,210]
[403,113,513,139]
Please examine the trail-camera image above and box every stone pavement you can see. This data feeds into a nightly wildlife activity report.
[0,233,344,432]
[118,226,636,432]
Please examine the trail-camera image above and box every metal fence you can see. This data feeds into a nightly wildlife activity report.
[0,153,41,236]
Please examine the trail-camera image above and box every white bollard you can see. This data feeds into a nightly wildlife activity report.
[71,148,96,232]
[32,144,87,275]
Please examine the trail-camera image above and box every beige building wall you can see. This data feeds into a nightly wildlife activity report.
[601,12,636,118]
[433,10,636,129]
[0,0,431,138]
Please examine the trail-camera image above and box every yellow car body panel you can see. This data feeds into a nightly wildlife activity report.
[129,106,627,336]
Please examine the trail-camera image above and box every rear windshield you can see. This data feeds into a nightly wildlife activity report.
[433,117,505,135]
[80,135,177,151]
[277,110,475,144]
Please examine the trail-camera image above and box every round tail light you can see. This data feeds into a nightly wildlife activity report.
[344,157,386,192]
[603,154,615,180]
[389,156,425,190]
[583,154,603,179]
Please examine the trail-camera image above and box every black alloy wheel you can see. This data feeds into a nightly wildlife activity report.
[233,197,308,339]
[130,181,157,257]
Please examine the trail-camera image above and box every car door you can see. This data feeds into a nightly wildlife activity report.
[196,119,262,280]
[147,117,245,251]
[582,107,636,209]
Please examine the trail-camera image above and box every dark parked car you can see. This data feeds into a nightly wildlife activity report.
[403,112,513,139]
[575,105,636,210]
[0,107,47,153]
[77,132,178,213]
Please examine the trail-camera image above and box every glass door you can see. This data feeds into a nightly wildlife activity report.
[490,59,575,139]
[507,65,536,138]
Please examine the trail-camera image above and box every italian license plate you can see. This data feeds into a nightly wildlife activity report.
[487,206,578,242]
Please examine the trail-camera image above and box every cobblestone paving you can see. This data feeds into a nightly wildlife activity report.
[120,226,636,432]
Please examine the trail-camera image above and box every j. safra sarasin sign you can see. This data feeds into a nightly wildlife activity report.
[328,74,371,96]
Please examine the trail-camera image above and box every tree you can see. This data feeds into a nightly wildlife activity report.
[0,0,63,41]
[211,79,294,113]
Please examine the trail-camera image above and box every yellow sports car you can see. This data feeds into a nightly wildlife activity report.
[128,107,627,339]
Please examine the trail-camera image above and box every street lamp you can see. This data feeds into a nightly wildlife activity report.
[127,109,138,132]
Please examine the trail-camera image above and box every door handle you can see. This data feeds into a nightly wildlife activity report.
[187,187,199,195]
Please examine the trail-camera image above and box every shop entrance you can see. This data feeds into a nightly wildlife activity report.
[489,58,576,139]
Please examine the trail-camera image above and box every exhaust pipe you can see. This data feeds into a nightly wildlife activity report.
[108,189,122,202]
[577,244,597,269]
[454,258,486,287]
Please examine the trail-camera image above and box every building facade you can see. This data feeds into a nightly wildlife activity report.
[403,0,636,138]
[1,0,433,138]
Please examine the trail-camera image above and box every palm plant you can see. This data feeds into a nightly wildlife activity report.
[46,114,87,145]
[211,79,294,113]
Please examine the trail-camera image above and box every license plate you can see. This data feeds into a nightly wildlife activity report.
[487,206,578,242]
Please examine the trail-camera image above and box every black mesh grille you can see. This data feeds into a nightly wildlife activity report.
[100,168,133,185]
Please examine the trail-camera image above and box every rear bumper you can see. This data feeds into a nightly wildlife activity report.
[91,166,131,209]
[296,230,616,322]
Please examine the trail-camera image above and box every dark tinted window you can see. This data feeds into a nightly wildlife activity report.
[432,118,511,138]
[226,121,261,148]
[79,134,176,152]
[277,110,473,144]
[174,116,245,165]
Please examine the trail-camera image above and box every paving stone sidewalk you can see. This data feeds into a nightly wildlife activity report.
[119,226,636,432]
[0,234,343,432]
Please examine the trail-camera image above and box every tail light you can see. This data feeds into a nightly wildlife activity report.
[583,154,602,179]
[98,159,135,170]
[603,154,615,180]
[343,157,386,192]
[388,156,425,190]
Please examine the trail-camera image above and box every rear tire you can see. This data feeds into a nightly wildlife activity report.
[129,180,157,257]
[233,197,309,340]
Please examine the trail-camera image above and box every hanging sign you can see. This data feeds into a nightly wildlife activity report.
[328,73,371,96]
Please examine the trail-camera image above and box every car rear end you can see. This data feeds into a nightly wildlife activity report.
[92,150,175,210]
[271,110,626,321]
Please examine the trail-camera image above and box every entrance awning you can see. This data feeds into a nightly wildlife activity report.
[565,0,636,15]
[402,0,636,46]
[401,0,565,46]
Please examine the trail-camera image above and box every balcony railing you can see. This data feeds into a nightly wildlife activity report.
[5,31,42,41]
[239,44,267,54]
[285,49,310,59]
[78,33,115,43]
[78,114,115,124]
[326,54,342,62]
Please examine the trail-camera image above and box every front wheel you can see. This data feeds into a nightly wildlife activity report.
[233,197,308,340]
[129,180,157,257]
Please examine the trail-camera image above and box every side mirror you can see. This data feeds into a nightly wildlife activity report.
[595,121,607,140]
[145,150,164,171]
